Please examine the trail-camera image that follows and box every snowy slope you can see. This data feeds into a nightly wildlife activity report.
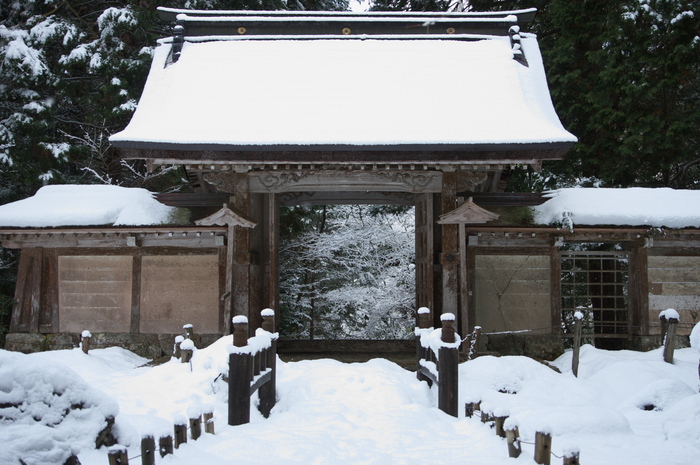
[2,333,699,465]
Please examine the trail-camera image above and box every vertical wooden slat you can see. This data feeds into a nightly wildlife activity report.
[28,248,43,333]
[550,245,562,335]
[459,223,468,337]
[131,254,141,334]
[218,247,227,334]
[41,249,59,333]
[232,172,251,334]
[441,172,460,318]
[268,193,279,313]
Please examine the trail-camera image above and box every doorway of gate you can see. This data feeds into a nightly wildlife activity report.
[277,204,416,368]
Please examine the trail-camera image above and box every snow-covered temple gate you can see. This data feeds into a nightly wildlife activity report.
[109,7,575,335]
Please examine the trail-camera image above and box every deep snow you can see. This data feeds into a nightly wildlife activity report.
[1,333,699,465]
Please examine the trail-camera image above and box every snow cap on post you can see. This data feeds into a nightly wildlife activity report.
[261,308,275,333]
[232,315,248,347]
[417,307,431,329]
[659,308,680,321]
[441,313,456,343]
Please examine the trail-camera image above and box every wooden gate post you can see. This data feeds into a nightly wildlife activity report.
[259,309,277,418]
[229,316,251,426]
[416,307,431,382]
[438,314,458,417]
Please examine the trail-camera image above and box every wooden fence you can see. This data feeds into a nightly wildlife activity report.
[228,309,278,426]
[415,309,460,417]
[466,402,580,465]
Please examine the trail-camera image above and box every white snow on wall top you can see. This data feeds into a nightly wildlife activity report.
[110,36,576,147]
[0,185,176,227]
[533,188,700,229]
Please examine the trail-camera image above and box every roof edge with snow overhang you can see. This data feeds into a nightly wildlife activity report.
[109,9,576,164]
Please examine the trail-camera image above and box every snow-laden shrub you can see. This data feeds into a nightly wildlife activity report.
[0,350,119,464]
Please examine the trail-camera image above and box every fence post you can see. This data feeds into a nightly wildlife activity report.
[534,431,552,465]
[662,315,679,364]
[468,326,482,360]
[438,313,458,417]
[173,335,184,359]
[259,309,277,418]
[180,338,194,364]
[174,416,187,448]
[416,307,431,382]
[189,414,202,440]
[229,316,251,426]
[505,426,521,458]
[495,416,507,438]
[158,435,173,457]
[464,401,480,418]
[140,435,155,465]
[107,446,128,465]
[572,311,583,377]
[203,410,215,435]
[81,330,91,354]
[563,449,580,465]
[183,323,194,339]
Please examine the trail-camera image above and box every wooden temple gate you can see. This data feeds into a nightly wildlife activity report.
[1,9,586,356]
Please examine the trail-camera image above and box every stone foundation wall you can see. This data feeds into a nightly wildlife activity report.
[4,332,223,359]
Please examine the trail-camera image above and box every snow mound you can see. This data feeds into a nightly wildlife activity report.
[691,321,700,351]
[0,184,176,227]
[625,379,696,411]
[0,350,119,465]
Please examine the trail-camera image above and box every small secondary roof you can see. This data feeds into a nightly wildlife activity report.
[0,185,176,227]
[109,9,576,161]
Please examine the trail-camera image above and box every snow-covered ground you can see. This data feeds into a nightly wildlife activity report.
[2,335,699,465]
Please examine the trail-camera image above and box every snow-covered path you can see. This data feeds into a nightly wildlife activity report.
[2,337,699,465]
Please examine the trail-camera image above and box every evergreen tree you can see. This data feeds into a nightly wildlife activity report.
[468,0,700,189]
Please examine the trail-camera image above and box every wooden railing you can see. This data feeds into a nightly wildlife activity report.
[228,309,278,426]
[415,308,460,417]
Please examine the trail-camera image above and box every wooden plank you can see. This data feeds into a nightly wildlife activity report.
[130,255,141,334]
[11,249,39,332]
[28,248,43,333]
[441,172,460,316]
[40,249,58,333]
[550,247,562,337]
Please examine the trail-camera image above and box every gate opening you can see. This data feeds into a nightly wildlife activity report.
[278,204,416,341]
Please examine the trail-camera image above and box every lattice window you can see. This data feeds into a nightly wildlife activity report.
[561,247,629,337]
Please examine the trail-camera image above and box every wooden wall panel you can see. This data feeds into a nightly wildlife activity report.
[474,254,551,333]
[648,255,700,335]
[140,255,219,334]
[58,256,133,333]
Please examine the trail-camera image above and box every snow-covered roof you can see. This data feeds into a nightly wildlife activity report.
[0,185,176,227]
[533,188,700,229]
[109,11,576,155]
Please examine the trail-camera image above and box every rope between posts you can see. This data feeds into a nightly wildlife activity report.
[504,437,566,459]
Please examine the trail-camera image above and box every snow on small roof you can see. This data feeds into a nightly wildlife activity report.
[533,188,700,229]
[0,185,176,227]
[110,33,576,150]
